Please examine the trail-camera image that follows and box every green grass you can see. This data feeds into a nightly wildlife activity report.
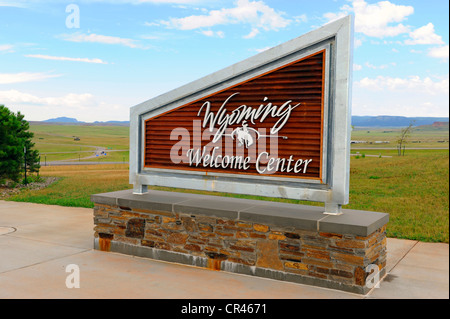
[346,149,448,243]
[7,164,131,208]
[351,124,449,149]
[34,143,96,153]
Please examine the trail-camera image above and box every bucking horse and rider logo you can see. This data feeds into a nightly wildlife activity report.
[225,120,288,149]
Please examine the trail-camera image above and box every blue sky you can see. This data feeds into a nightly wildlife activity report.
[0,0,448,122]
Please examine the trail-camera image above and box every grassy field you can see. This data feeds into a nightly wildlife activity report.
[5,123,449,243]
[347,149,448,242]
[30,124,129,162]
[6,164,131,208]
[351,124,449,149]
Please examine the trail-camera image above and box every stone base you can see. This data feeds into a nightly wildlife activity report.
[91,189,389,295]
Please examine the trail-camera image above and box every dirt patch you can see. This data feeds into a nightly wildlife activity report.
[0,176,60,200]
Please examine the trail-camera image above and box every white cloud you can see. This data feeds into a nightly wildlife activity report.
[54,0,204,4]
[353,64,362,71]
[0,89,128,122]
[0,44,14,53]
[159,0,290,36]
[0,72,61,84]
[60,33,145,49]
[250,46,272,53]
[293,14,307,24]
[200,30,225,38]
[243,28,260,39]
[144,21,161,27]
[353,94,449,117]
[428,45,449,59]
[324,0,413,38]
[200,30,214,37]
[405,23,444,45]
[0,1,27,7]
[410,49,422,54]
[356,75,449,95]
[364,62,395,70]
[25,54,108,64]
[100,0,203,3]
[353,75,449,117]
[0,90,95,108]
[364,62,381,69]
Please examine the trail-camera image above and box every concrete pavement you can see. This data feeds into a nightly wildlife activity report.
[0,200,448,299]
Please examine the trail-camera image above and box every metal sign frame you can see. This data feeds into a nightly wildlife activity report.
[129,16,354,214]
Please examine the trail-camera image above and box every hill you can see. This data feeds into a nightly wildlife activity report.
[43,117,81,123]
[352,116,449,127]
[416,121,449,131]
[35,116,449,128]
[34,118,129,126]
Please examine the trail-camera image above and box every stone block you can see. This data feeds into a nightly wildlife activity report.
[125,218,145,239]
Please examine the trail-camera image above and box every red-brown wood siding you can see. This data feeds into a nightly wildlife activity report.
[144,50,325,180]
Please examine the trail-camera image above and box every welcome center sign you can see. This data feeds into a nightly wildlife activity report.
[130,16,353,215]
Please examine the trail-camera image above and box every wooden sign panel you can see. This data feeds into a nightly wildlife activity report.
[144,51,325,180]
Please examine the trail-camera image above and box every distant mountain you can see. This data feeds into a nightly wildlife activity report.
[39,118,130,126]
[352,116,449,127]
[431,121,449,128]
[43,117,81,123]
[39,116,448,128]
[93,120,130,125]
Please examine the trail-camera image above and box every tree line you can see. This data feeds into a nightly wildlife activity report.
[0,105,40,185]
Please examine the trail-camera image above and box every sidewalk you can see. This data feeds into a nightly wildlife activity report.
[0,200,448,299]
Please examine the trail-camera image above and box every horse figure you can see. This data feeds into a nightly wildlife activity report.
[234,121,254,148]
[228,120,288,149]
